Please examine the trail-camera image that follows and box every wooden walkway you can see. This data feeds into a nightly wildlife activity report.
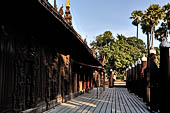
[44,88,150,113]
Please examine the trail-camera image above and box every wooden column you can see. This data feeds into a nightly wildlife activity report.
[126,69,129,90]
[141,56,147,102]
[160,47,170,113]
[83,73,86,92]
[137,62,142,97]
[79,73,82,92]
[74,73,77,93]
[97,72,99,98]
[57,63,62,103]
[103,72,105,91]
[110,71,113,88]
[98,72,100,87]
[78,73,80,92]
[69,61,73,99]
[91,73,93,89]
[87,75,90,89]
[132,65,135,92]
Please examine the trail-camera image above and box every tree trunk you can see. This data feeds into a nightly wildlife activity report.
[151,26,154,48]
[137,24,138,39]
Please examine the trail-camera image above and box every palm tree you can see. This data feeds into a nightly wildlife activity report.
[140,4,164,49]
[130,10,143,39]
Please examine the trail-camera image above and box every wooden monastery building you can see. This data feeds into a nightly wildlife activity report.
[0,0,105,113]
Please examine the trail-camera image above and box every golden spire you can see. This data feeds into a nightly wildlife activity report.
[64,0,72,25]
[66,0,70,7]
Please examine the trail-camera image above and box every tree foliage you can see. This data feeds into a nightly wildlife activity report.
[140,4,164,48]
[162,3,170,22]
[155,3,170,41]
[130,10,143,26]
[90,31,146,78]
[90,31,114,56]
[155,22,168,41]
[130,10,143,39]
[131,3,170,44]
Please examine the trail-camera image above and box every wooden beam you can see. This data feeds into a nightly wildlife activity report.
[72,60,104,71]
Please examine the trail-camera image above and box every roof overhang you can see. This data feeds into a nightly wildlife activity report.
[1,0,102,67]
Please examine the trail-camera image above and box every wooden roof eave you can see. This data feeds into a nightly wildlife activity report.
[1,0,102,67]
[38,0,102,66]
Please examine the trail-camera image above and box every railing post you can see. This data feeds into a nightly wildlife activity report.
[97,71,99,99]
[160,46,170,113]
[137,59,142,96]
[132,64,135,92]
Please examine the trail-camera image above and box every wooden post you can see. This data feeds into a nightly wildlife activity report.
[141,54,147,102]
[57,64,62,103]
[87,75,89,89]
[98,72,100,88]
[110,72,113,88]
[103,72,105,91]
[69,61,73,99]
[160,47,170,113]
[79,73,82,93]
[84,73,86,92]
[91,73,93,89]
[132,64,135,92]
[135,62,138,94]
[78,73,80,92]
[137,60,142,97]
[127,68,129,89]
[74,73,77,93]
[97,71,99,98]
[128,67,131,91]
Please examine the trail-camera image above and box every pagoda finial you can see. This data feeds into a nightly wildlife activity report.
[66,0,70,7]
[64,0,72,26]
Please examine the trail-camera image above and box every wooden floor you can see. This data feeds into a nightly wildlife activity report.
[44,88,150,113]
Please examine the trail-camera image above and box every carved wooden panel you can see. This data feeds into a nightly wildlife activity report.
[0,24,73,112]
[0,25,15,113]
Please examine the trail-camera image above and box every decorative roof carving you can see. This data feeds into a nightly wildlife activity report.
[59,4,64,16]
[54,0,57,11]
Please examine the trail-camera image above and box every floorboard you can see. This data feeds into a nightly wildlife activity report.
[43,88,150,113]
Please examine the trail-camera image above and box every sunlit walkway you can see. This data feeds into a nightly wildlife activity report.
[44,88,150,113]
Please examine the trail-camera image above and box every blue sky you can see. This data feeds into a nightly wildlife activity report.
[49,0,169,47]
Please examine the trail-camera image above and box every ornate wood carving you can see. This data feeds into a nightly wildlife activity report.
[0,25,15,112]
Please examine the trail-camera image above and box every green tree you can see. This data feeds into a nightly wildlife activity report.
[163,3,170,23]
[130,10,143,39]
[126,36,146,53]
[90,31,146,78]
[90,31,114,56]
[155,3,170,41]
